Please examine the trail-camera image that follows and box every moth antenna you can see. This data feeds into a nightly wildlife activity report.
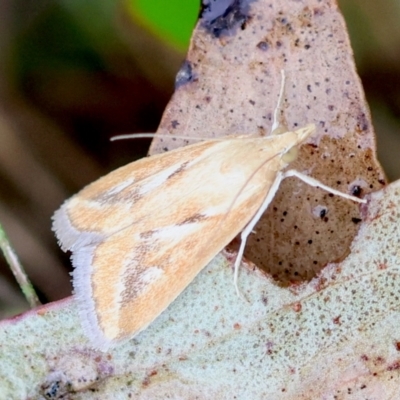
[111,133,216,142]
[271,69,286,134]
[111,133,271,143]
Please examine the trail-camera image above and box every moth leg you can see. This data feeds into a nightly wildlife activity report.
[283,170,366,203]
[233,168,365,297]
[233,171,285,296]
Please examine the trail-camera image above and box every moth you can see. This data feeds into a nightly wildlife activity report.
[52,74,366,350]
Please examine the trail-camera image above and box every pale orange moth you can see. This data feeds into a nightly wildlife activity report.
[52,72,366,350]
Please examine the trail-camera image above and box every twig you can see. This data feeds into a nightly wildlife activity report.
[0,223,41,308]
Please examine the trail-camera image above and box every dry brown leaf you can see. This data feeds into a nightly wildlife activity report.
[151,0,385,285]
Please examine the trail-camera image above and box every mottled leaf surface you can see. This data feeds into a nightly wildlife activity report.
[0,181,399,398]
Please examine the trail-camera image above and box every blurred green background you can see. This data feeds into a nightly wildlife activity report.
[0,0,399,316]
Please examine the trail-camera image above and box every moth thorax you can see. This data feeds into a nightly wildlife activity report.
[281,144,299,163]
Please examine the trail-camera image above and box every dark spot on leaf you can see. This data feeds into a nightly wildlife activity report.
[257,41,269,51]
[171,120,180,129]
[351,186,362,196]
[356,112,369,131]
[351,217,362,224]
[200,0,255,38]
[43,380,62,398]
[387,361,400,371]
[175,61,195,89]
[313,7,324,16]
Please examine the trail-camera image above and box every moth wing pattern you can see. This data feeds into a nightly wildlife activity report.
[53,126,314,349]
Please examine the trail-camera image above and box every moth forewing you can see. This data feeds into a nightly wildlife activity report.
[53,124,322,349]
